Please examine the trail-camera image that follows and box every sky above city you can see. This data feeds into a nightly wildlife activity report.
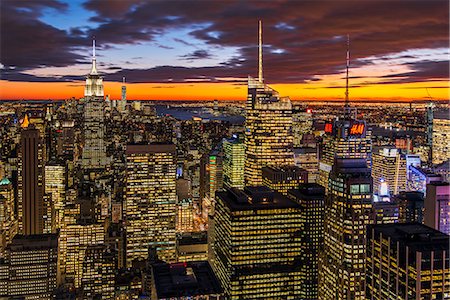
[0,0,449,101]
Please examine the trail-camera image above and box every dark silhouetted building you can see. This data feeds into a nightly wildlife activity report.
[262,165,308,195]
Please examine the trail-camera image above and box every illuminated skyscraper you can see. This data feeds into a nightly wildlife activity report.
[0,178,17,257]
[318,37,372,191]
[125,144,177,265]
[208,150,223,200]
[318,159,373,300]
[432,110,450,165]
[44,163,65,229]
[366,223,450,299]
[0,234,58,299]
[372,147,407,195]
[288,184,325,299]
[424,182,450,235]
[18,122,45,235]
[222,137,245,189]
[82,39,109,170]
[244,21,294,186]
[262,165,307,195]
[211,186,302,299]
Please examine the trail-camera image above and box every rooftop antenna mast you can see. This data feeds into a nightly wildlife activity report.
[258,20,263,83]
[344,34,351,119]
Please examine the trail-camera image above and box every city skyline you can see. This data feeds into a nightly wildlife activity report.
[1,0,449,101]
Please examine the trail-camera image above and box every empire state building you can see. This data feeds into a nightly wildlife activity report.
[244,21,294,186]
[81,39,109,170]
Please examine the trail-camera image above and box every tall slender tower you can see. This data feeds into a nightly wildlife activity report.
[82,39,108,170]
[244,20,294,186]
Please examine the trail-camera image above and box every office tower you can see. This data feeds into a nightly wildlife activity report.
[82,39,109,170]
[0,178,17,257]
[287,184,325,299]
[318,159,373,300]
[318,37,372,191]
[211,186,302,299]
[176,232,208,262]
[393,191,424,223]
[425,182,450,234]
[0,234,58,299]
[426,102,434,164]
[18,123,45,235]
[60,120,75,159]
[292,107,313,147]
[44,163,65,229]
[434,159,450,182]
[176,198,194,233]
[81,244,116,299]
[105,223,126,269]
[125,144,177,265]
[118,76,127,112]
[372,201,400,224]
[372,147,407,195]
[208,150,223,200]
[366,223,450,299]
[244,21,294,186]
[432,110,450,165]
[222,137,245,189]
[407,166,442,194]
[150,261,223,299]
[262,165,307,195]
[294,146,319,183]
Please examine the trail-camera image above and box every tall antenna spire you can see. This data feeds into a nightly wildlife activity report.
[123,77,125,84]
[344,34,350,119]
[90,37,98,75]
[258,20,263,83]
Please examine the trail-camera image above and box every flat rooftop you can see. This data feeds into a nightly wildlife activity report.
[217,186,300,211]
[153,261,222,298]
[369,223,449,252]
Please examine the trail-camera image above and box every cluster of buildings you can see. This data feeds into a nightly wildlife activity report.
[0,22,448,299]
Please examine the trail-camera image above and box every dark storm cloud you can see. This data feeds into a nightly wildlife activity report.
[0,0,86,70]
[180,50,213,60]
[1,0,448,85]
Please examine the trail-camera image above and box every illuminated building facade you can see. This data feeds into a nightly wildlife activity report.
[372,200,400,224]
[176,232,208,262]
[223,137,245,190]
[82,39,109,170]
[372,147,406,195]
[294,147,319,183]
[18,123,45,235]
[1,234,58,299]
[81,244,116,299]
[125,144,177,265]
[318,159,373,300]
[208,150,223,200]
[425,182,450,235]
[319,119,372,191]
[0,178,17,258]
[244,21,294,186]
[288,184,325,299]
[432,111,450,165]
[393,191,424,223]
[292,108,313,147]
[262,165,307,195]
[176,198,194,233]
[211,186,302,299]
[44,163,65,229]
[366,223,450,299]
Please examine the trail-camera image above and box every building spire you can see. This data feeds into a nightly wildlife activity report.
[258,20,263,83]
[344,34,350,119]
[90,37,98,75]
[123,77,125,84]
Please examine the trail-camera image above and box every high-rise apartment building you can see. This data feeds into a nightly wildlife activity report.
[82,39,109,170]
[244,21,294,186]
[318,159,373,300]
[432,110,450,165]
[44,163,65,229]
[18,123,45,235]
[424,182,450,235]
[372,147,407,195]
[0,178,17,257]
[223,137,245,189]
[211,186,302,299]
[0,234,58,299]
[262,165,307,195]
[125,144,177,265]
[366,223,450,299]
[288,184,325,299]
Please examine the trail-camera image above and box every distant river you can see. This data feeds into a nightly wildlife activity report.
[154,105,245,124]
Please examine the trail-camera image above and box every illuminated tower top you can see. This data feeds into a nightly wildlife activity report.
[85,38,104,97]
[90,38,98,75]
